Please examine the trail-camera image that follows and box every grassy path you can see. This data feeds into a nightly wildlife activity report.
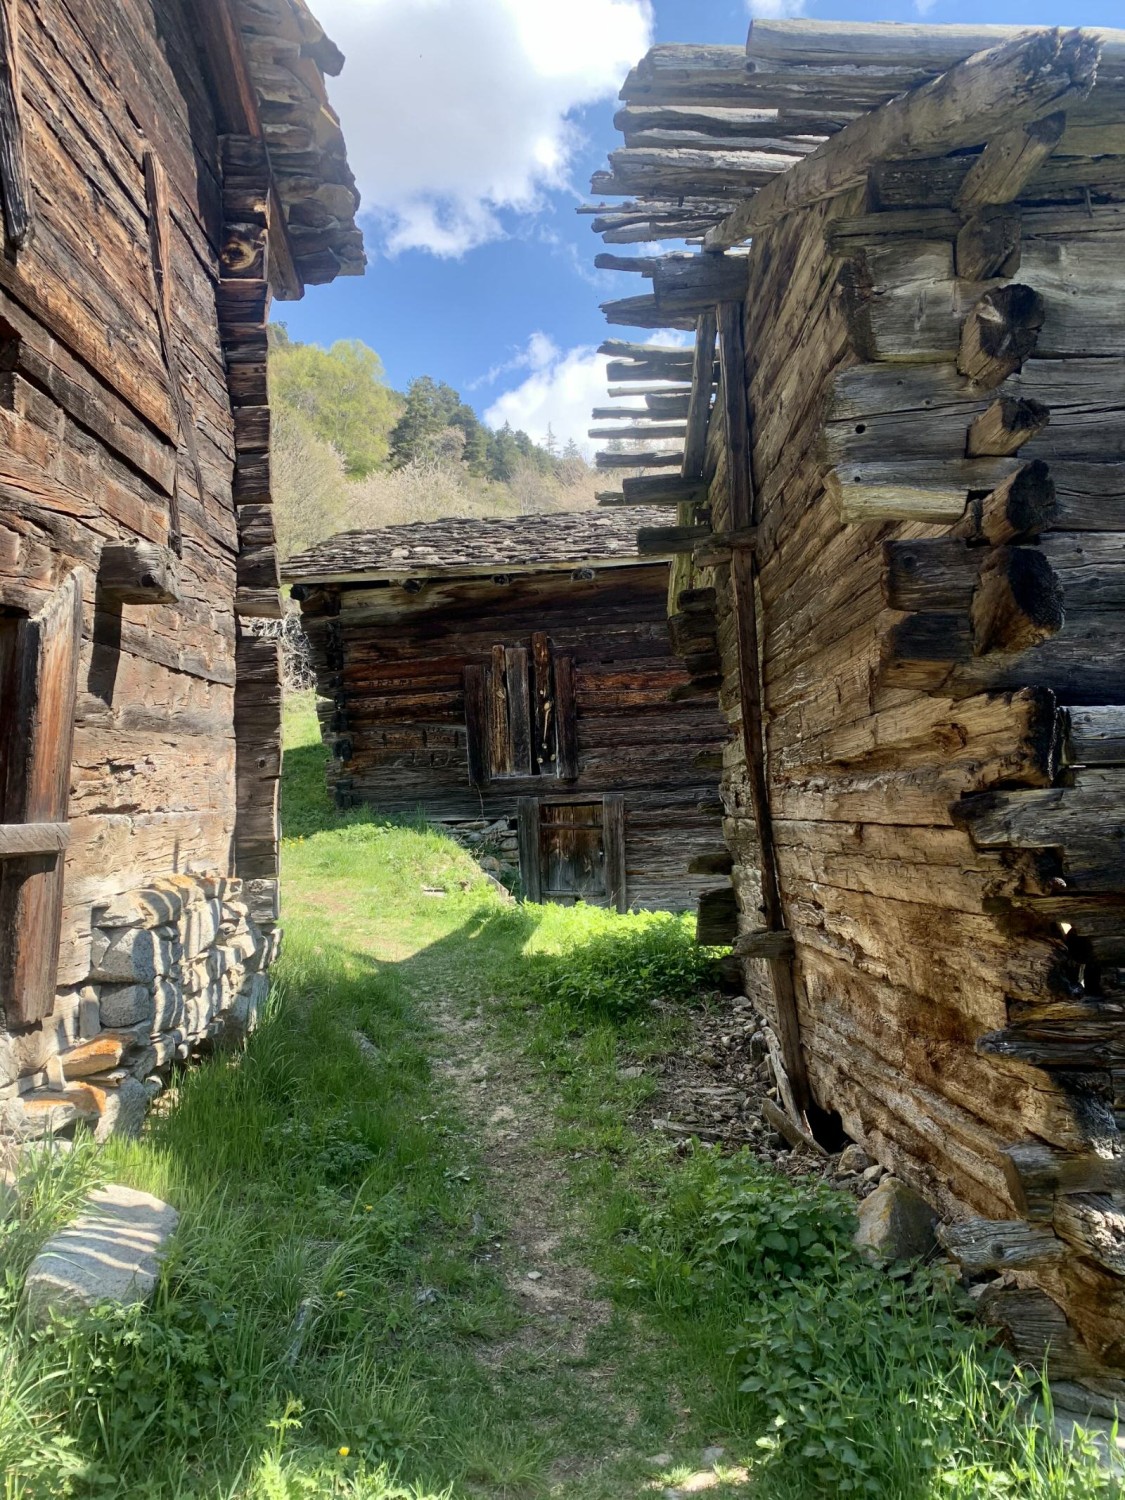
[0,694,1116,1499]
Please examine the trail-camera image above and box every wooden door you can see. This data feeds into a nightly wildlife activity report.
[517,795,626,911]
[0,571,83,1025]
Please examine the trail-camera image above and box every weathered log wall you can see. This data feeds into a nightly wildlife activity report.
[298,564,729,913]
[0,0,291,1135]
[696,157,1125,1398]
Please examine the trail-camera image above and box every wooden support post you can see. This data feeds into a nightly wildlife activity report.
[955,208,1021,280]
[603,794,627,914]
[0,0,30,251]
[517,798,543,904]
[717,299,811,1116]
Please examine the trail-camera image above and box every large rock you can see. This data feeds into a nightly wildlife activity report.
[24,1184,178,1323]
[854,1177,938,1260]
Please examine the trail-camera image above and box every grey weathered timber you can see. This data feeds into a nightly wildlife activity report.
[706,29,1099,247]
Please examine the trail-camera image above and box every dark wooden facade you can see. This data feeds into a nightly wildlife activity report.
[285,512,730,913]
[585,22,1125,1403]
[0,0,362,1138]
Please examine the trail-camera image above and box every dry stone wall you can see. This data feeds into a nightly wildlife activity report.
[1,874,276,1142]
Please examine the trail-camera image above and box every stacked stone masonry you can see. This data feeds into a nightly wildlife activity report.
[1,875,276,1142]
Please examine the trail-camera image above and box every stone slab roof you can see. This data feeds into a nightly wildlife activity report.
[282,508,670,583]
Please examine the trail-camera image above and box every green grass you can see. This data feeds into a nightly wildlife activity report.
[0,690,1116,1498]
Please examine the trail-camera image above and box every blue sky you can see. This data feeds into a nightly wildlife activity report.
[279,0,1120,452]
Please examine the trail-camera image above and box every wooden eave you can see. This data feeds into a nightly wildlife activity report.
[286,556,670,589]
[190,0,365,299]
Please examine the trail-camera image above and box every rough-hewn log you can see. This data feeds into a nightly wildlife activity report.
[706,29,1099,247]
[597,450,683,469]
[1066,707,1125,766]
[966,398,1050,457]
[955,208,1022,280]
[827,458,1017,524]
[734,928,795,959]
[955,462,1059,544]
[883,539,981,612]
[970,545,1064,654]
[637,525,712,555]
[958,284,1046,388]
[97,542,181,606]
[937,1217,1066,1272]
[955,111,1067,210]
[682,308,718,481]
[1004,1139,1125,1218]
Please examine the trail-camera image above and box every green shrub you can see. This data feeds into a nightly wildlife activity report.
[524,909,724,1022]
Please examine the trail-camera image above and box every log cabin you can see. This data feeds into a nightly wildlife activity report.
[283,511,730,915]
[584,21,1125,1405]
[0,0,363,1139]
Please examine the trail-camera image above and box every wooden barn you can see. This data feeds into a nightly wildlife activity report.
[284,511,730,914]
[584,22,1125,1403]
[0,0,363,1138]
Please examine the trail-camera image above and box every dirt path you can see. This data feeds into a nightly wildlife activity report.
[429,993,616,1379]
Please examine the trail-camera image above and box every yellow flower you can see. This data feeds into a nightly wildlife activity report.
[338,1446,350,1458]
[335,1290,347,1300]
[364,1204,373,1213]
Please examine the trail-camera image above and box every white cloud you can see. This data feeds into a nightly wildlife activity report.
[482,331,690,455]
[745,0,806,17]
[313,0,653,256]
[484,337,607,454]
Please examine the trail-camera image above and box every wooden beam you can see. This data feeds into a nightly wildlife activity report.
[682,308,718,481]
[718,298,810,1116]
[637,525,712,555]
[0,822,69,858]
[604,794,627,914]
[965,397,1050,456]
[970,544,1064,654]
[0,0,31,251]
[597,450,683,469]
[958,284,1046,387]
[98,542,181,606]
[706,29,1099,247]
[955,208,1022,280]
[186,0,304,301]
[588,423,688,440]
[955,110,1067,210]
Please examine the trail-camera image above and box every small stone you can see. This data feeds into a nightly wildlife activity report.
[645,1454,674,1468]
[861,1162,884,1182]
[619,1065,644,1079]
[525,1270,542,1281]
[837,1143,872,1176]
[700,1446,725,1466]
[854,1178,937,1261]
[24,1184,178,1323]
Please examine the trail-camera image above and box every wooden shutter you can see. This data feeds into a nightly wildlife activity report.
[505,646,532,775]
[530,631,555,773]
[603,794,627,914]
[554,653,579,780]
[463,663,491,790]
[517,797,542,902]
[0,571,83,1025]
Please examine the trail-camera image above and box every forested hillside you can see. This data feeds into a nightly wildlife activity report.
[269,327,598,558]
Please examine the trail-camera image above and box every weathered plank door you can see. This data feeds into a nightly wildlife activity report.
[517,795,627,911]
[0,571,83,1025]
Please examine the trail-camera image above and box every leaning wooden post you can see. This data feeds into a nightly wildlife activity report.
[717,298,811,1116]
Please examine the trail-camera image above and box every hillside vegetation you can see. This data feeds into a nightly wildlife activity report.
[269,327,599,558]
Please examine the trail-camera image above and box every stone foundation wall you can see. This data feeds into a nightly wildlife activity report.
[0,874,278,1142]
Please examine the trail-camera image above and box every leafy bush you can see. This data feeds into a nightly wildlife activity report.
[524,909,724,1022]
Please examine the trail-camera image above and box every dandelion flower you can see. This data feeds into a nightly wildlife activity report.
[336,1290,347,1300]
[364,1204,374,1213]
[338,1446,350,1457]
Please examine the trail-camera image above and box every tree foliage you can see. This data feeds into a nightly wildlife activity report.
[269,326,401,477]
[267,328,598,559]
